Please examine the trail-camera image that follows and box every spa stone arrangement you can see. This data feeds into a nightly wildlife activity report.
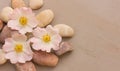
[0,0,74,71]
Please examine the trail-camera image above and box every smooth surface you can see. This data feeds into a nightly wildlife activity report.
[0,0,120,71]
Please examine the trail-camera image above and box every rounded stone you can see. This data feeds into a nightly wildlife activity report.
[0,7,13,22]
[54,24,74,37]
[0,49,7,65]
[36,9,54,27]
[29,0,43,10]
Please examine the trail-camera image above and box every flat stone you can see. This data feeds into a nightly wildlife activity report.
[55,42,73,56]
[15,62,36,71]
[33,51,59,67]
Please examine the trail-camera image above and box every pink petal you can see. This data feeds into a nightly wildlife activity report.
[32,42,41,50]
[51,34,62,46]
[29,37,41,50]
[5,52,18,64]
[23,52,33,61]
[23,42,33,55]
[46,25,59,36]
[29,37,39,43]
[2,38,14,52]
[20,7,33,16]
[28,18,38,28]
[30,37,51,51]
[9,8,22,20]
[33,27,47,38]
[17,53,26,63]
[38,42,52,52]
[7,20,21,30]
[19,29,26,34]
[17,52,32,63]
[19,26,32,34]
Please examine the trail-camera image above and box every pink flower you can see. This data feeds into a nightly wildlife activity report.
[2,33,33,64]
[29,25,62,52]
[7,7,38,34]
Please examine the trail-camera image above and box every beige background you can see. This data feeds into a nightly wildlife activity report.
[0,0,120,71]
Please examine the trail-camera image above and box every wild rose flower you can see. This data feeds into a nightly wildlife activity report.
[8,7,38,34]
[2,33,33,64]
[29,25,62,52]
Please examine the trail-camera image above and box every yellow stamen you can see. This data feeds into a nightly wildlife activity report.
[43,34,51,43]
[14,44,23,53]
[19,16,28,26]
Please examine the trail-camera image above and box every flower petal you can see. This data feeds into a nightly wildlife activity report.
[8,7,38,34]
[7,20,21,30]
[33,27,47,38]
[9,8,22,20]
[2,38,15,52]
[23,42,33,56]
[19,26,32,34]
[46,25,59,36]
[17,53,25,63]
[20,7,33,16]
[51,34,62,46]
[5,52,18,64]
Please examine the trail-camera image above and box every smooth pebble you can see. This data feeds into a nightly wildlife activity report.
[11,0,26,9]
[33,51,59,67]
[0,26,17,43]
[29,0,43,10]
[54,24,74,37]
[36,9,54,27]
[0,49,7,65]
[55,42,73,56]
[0,7,13,22]
[15,62,36,71]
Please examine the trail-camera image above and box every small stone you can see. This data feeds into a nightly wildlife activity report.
[15,62,36,71]
[11,0,26,9]
[0,26,17,43]
[33,51,59,67]
[36,9,54,27]
[0,20,3,31]
[54,24,74,37]
[0,49,7,65]
[0,26,12,43]
[26,33,33,39]
[55,42,73,56]
[29,0,43,10]
[0,7,13,22]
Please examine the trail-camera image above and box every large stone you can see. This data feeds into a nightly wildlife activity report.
[0,20,3,31]
[0,26,17,43]
[11,0,26,9]
[29,0,43,10]
[0,7,13,22]
[54,24,74,37]
[33,51,59,67]
[36,9,54,27]
[15,62,36,71]
[55,42,73,56]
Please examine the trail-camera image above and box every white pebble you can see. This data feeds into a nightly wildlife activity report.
[11,0,26,9]
[29,0,43,10]
[0,49,7,65]
[36,9,54,27]
[0,7,13,22]
[54,24,74,37]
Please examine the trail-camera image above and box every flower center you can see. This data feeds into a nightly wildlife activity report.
[14,44,23,53]
[42,34,51,43]
[19,16,28,26]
